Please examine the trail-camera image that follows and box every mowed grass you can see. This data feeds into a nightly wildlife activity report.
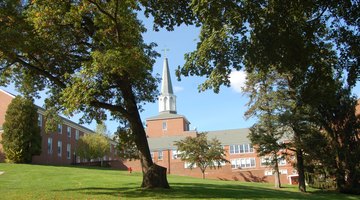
[0,163,358,200]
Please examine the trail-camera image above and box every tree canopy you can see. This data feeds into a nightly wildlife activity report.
[76,133,110,163]
[0,0,168,188]
[1,96,41,163]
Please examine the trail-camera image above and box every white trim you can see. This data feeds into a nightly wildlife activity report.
[0,89,16,98]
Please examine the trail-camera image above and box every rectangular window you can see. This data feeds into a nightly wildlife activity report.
[280,169,288,174]
[261,157,271,166]
[67,144,71,159]
[249,144,254,152]
[234,145,239,154]
[172,150,178,159]
[231,158,256,169]
[230,145,234,154]
[75,130,79,140]
[244,144,249,153]
[47,137,53,154]
[158,151,163,160]
[67,127,71,138]
[58,124,62,134]
[57,141,62,157]
[184,162,196,168]
[278,158,286,166]
[38,114,42,127]
[265,170,273,176]
[162,121,167,130]
[239,144,244,153]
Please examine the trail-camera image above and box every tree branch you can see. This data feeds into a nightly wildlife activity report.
[87,0,116,22]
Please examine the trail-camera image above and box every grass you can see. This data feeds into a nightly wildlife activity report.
[0,163,358,200]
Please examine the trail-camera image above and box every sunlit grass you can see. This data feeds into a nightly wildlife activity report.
[0,163,358,200]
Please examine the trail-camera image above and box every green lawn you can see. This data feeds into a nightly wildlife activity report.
[0,163,358,200]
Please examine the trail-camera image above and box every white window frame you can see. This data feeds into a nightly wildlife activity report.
[66,144,71,159]
[67,126,71,138]
[172,150,178,159]
[265,170,273,176]
[231,158,256,169]
[184,162,197,168]
[229,144,254,154]
[75,130,79,140]
[158,151,163,160]
[57,141,62,157]
[162,121,167,130]
[279,169,288,174]
[47,137,53,154]
[58,124,62,134]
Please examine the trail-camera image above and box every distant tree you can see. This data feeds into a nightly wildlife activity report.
[1,96,41,163]
[174,132,228,179]
[76,133,110,166]
[96,121,108,136]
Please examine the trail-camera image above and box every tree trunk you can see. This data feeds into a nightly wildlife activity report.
[296,149,306,192]
[274,157,281,188]
[201,169,205,179]
[122,83,170,189]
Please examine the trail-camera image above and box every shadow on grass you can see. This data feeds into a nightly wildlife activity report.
[53,181,353,199]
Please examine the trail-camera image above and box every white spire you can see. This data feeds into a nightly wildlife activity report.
[159,58,177,114]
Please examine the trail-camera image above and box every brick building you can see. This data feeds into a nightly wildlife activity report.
[0,89,118,165]
[123,58,299,184]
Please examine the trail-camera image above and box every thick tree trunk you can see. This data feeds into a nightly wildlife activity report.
[122,83,170,189]
[296,149,306,192]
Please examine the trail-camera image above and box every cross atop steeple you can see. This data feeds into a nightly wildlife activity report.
[161,48,170,58]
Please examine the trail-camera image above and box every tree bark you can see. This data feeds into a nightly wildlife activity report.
[274,157,281,188]
[122,83,170,189]
[296,149,306,192]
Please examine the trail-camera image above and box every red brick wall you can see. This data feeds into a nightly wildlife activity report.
[122,148,296,184]
[0,90,14,126]
[146,117,189,137]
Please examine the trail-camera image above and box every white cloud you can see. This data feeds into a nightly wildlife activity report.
[229,70,247,93]
[174,86,184,93]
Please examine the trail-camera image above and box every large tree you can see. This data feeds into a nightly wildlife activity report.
[2,96,41,163]
[142,0,359,192]
[174,132,228,179]
[0,0,168,188]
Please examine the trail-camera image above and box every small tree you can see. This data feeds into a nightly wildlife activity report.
[2,96,41,163]
[174,132,228,179]
[76,133,110,166]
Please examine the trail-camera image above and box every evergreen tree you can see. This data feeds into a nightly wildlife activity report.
[2,96,41,163]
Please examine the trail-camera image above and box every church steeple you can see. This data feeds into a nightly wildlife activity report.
[159,58,177,114]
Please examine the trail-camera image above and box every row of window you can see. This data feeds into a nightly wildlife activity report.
[229,144,254,154]
[47,138,72,159]
[38,114,80,140]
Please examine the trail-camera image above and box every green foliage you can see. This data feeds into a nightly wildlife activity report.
[114,126,139,160]
[76,133,110,161]
[1,96,41,163]
[174,132,228,179]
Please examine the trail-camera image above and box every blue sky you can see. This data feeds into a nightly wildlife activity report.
[1,13,359,134]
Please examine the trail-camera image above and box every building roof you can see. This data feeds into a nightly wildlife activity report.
[146,112,190,124]
[147,128,251,151]
[161,58,173,95]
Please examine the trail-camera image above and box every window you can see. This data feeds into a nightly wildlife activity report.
[158,151,163,160]
[162,121,167,130]
[229,144,254,154]
[261,157,271,166]
[279,169,288,174]
[172,150,178,159]
[67,127,71,138]
[184,162,196,168]
[230,158,256,169]
[58,124,62,134]
[278,158,287,166]
[75,130,79,140]
[265,170,273,176]
[57,141,62,157]
[47,138,53,154]
[38,114,42,127]
[67,144,71,159]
